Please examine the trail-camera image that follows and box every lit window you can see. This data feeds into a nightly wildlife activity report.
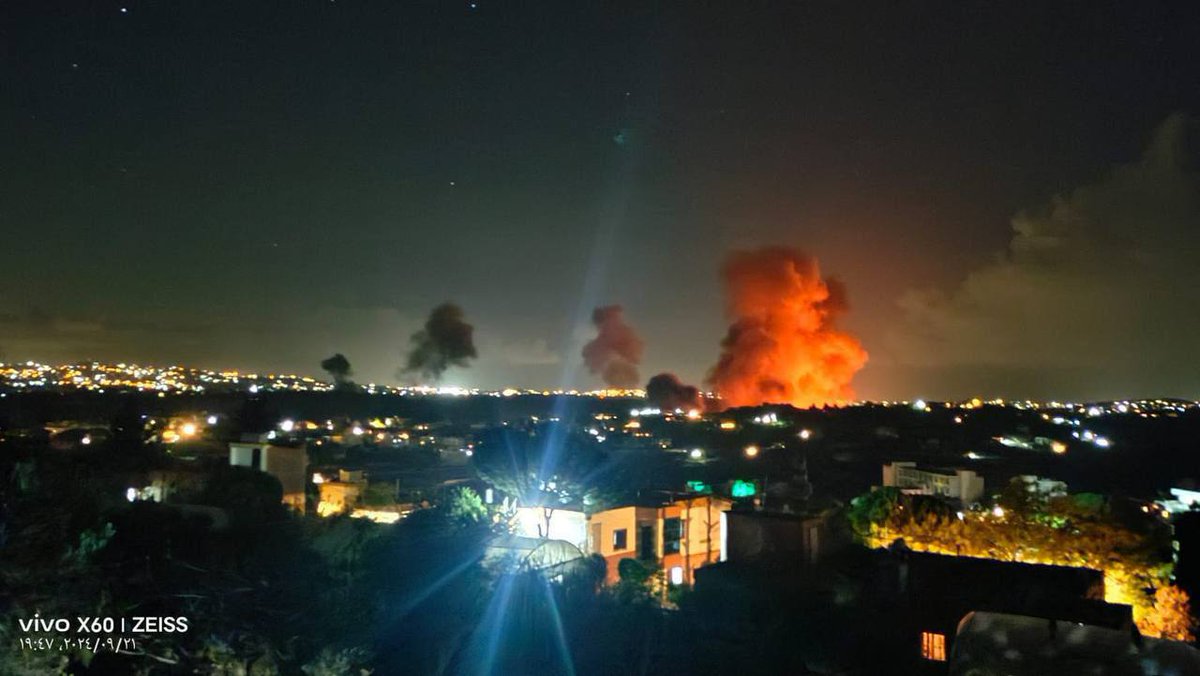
[663,517,682,554]
[920,631,946,661]
[670,566,684,585]
[613,528,627,550]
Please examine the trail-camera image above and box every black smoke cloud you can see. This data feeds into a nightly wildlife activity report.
[402,303,478,382]
[581,305,643,388]
[645,372,702,412]
[321,353,353,385]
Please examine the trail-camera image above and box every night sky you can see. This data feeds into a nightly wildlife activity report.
[3,1,1199,400]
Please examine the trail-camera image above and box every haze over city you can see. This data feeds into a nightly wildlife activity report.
[4,2,1199,401]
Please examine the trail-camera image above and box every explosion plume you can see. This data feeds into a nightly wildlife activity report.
[402,303,478,382]
[320,353,353,386]
[645,373,702,412]
[581,305,644,388]
[707,247,867,409]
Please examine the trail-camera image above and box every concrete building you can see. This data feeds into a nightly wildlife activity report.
[316,469,368,516]
[883,461,984,507]
[586,495,731,586]
[229,439,308,511]
[720,509,834,566]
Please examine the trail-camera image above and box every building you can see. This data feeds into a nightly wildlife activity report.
[951,611,1200,675]
[586,494,731,585]
[883,547,1130,673]
[229,439,308,511]
[316,469,368,516]
[720,508,834,566]
[1013,474,1068,499]
[883,461,984,507]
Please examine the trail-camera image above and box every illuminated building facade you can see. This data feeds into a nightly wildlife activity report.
[229,439,308,511]
[883,461,984,507]
[586,495,731,585]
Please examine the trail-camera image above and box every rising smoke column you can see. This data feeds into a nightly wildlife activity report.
[581,305,644,388]
[645,372,702,412]
[707,247,868,408]
[321,353,353,386]
[402,303,478,382]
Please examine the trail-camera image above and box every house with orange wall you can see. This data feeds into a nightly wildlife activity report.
[586,494,731,585]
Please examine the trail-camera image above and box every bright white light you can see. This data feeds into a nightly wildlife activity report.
[743,445,759,458]
[799,429,812,440]
[280,419,295,433]
[992,505,1005,518]
[81,435,92,446]
[312,473,325,484]
[125,487,137,502]
[1094,436,1111,448]
[913,399,928,412]
[206,415,218,425]
[1087,406,1102,417]
[180,422,198,437]
[956,511,965,521]
[689,448,703,460]
[267,430,277,440]
[670,566,684,585]
[351,426,364,436]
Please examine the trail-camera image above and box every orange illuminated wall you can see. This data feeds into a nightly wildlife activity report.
[586,495,731,585]
[920,631,946,661]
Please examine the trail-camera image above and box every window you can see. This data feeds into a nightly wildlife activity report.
[613,528,627,550]
[663,517,682,554]
[669,566,684,585]
[920,631,946,661]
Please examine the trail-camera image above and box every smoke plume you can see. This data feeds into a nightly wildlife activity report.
[707,247,868,408]
[321,353,353,385]
[887,115,1200,399]
[645,372,703,412]
[402,303,478,382]
[581,305,644,388]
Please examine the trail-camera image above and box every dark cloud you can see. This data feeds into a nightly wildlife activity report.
[320,353,353,384]
[581,305,644,388]
[645,372,702,412]
[402,303,479,383]
[887,115,1200,399]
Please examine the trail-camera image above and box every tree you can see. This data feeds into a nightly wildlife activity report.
[444,487,487,526]
[472,424,610,536]
[1140,585,1196,641]
[846,487,902,538]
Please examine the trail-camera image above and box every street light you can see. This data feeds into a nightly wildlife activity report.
[743,444,759,458]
